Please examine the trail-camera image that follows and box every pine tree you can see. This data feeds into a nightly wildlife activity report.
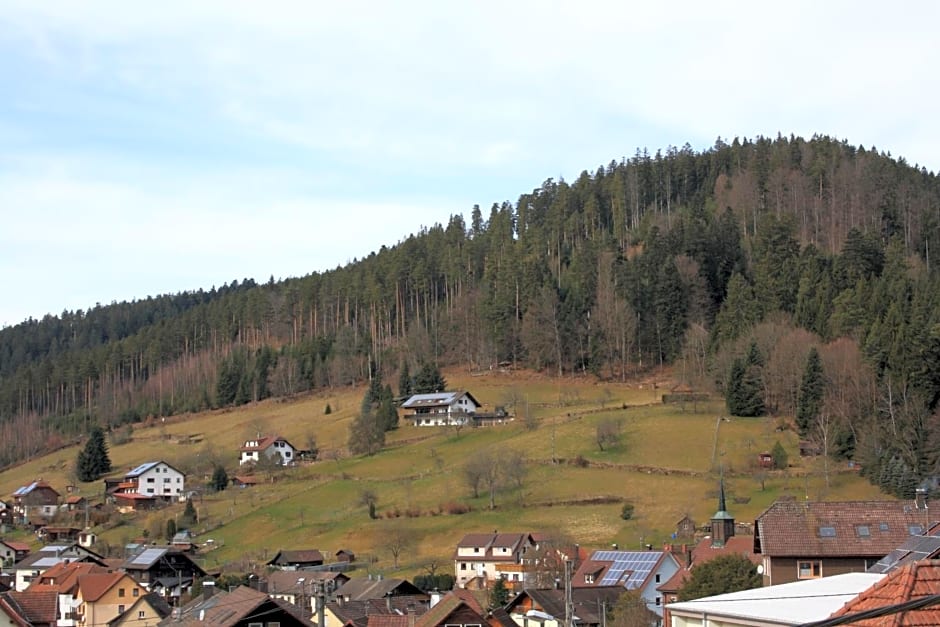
[179,498,198,529]
[211,465,229,492]
[797,347,825,436]
[726,343,765,417]
[488,577,510,610]
[413,362,446,394]
[76,426,112,482]
[398,363,412,398]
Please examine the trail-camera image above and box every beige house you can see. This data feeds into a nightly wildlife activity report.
[454,532,535,588]
[108,593,172,627]
[75,572,145,627]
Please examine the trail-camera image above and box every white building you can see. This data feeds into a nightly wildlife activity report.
[122,461,186,499]
[239,435,297,466]
[666,572,884,627]
[401,391,482,426]
[454,532,534,588]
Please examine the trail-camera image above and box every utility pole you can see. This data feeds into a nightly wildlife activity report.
[564,558,574,627]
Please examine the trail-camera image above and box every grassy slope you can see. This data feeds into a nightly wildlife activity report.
[0,367,886,577]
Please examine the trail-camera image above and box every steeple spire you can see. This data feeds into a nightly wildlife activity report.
[711,468,735,547]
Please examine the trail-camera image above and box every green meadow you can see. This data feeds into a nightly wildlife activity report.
[0,368,886,577]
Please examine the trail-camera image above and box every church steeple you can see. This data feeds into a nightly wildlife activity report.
[711,474,735,547]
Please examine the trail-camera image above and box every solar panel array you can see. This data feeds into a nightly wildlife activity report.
[128,547,167,567]
[592,550,662,588]
[868,535,940,574]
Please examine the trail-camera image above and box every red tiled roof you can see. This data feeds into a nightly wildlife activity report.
[828,560,940,625]
[30,562,109,593]
[367,616,410,627]
[65,496,85,504]
[1,540,30,552]
[240,435,291,452]
[4,590,59,624]
[691,535,760,566]
[78,572,128,602]
[756,500,934,557]
[656,566,690,593]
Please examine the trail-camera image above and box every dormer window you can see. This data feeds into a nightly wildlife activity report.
[585,574,594,584]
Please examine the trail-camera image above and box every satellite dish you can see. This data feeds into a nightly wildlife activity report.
[757,564,764,575]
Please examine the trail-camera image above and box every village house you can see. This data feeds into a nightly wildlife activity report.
[504,587,628,627]
[453,532,535,589]
[264,570,349,615]
[73,571,146,627]
[401,392,481,427]
[119,547,207,603]
[572,549,680,620]
[0,540,30,566]
[266,549,324,571]
[239,435,297,466]
[11,480,60,523]
[158,584,309,627]
[117,462,186,502]
[108,592,173,627]
[0,589,59,627]
[26,561,112,627]
[753,496,937,586]
[13,544,106,592]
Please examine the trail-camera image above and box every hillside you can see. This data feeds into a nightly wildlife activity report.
[1,133,939,500]
[0,367,887,577]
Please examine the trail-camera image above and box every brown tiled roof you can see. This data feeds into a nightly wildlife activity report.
[828,560,940,625]
[240,435,292,452]
[78,572,128,602]
[691,535,760,565]
[65,496,85,505]
[756,500,936,557]
[336,578,425,601]
[449,588,485,615]
[30,562,109,593]
[0,594,33,627]
[170,586,294,627]
[416,594,471,627]
[1,540,29,552]
[367,616,410,627]
[4,590,58,625]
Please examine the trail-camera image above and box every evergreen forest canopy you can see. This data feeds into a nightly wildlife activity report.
[1,134,939,498]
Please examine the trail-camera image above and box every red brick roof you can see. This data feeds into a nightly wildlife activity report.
[691,535,760,565]
[240,435,291,452]
[756,500,934,557]
[828,560,940,625]
[29,562,110,593]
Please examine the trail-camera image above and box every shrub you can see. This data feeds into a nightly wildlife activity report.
[443,502,470,515]
[620,501,635,520]
[324,404,332,414]
[572,455,590,468]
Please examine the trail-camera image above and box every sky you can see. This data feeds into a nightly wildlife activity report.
[2,1,939,327]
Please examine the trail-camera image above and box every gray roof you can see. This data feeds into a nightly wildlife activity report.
[868,534,940,573]
[401,391,480,409]
[123,547,168,569]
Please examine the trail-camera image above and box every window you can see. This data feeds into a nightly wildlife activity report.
[118,605,125,614]
[819,526,836,537]
[138,611,146,619]
[164,478,171,483]
[798,561,822,579]
[474,547,480,553]
[880,522,890,531]
[268,622,280,627]
[147,478,155,483]
[856,525,871,537]
[910,525,924,535]
[249,623,263,627]
[460,563,467,570]
[119,588,126,597]
[584,574,595,584]
[655,597,661,606]
[655,574,661,583]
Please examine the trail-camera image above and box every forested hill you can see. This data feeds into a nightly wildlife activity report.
[1,134,939,496]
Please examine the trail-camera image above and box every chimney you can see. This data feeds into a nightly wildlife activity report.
[204,581,216,598]
[915,488,928,510]
[407,607,416,627]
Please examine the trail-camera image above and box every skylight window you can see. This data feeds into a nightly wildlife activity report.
[880,522,889,531]
[909,525,924,535]
[819,526,837,537]
[856,525,871,537]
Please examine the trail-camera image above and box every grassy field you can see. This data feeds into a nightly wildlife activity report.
[0,367,887,577]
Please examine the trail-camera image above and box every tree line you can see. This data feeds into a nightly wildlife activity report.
[0,134,938,497]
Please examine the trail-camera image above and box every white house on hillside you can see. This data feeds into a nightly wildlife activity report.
[239,435,297,466]
[401,391,481,426]
[121,461,186,500]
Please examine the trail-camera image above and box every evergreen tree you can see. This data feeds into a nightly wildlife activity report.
[398,363,412,398]
[76,426,112,482]
[488,576,510,610]
[211,465,229,492]
[179,498,198,529]
[726,343,765,417]
[348,403,385,456]
[797,347,825,436]
[413,362,446,394]
[165,518,177,542]
[771,440,788,470]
